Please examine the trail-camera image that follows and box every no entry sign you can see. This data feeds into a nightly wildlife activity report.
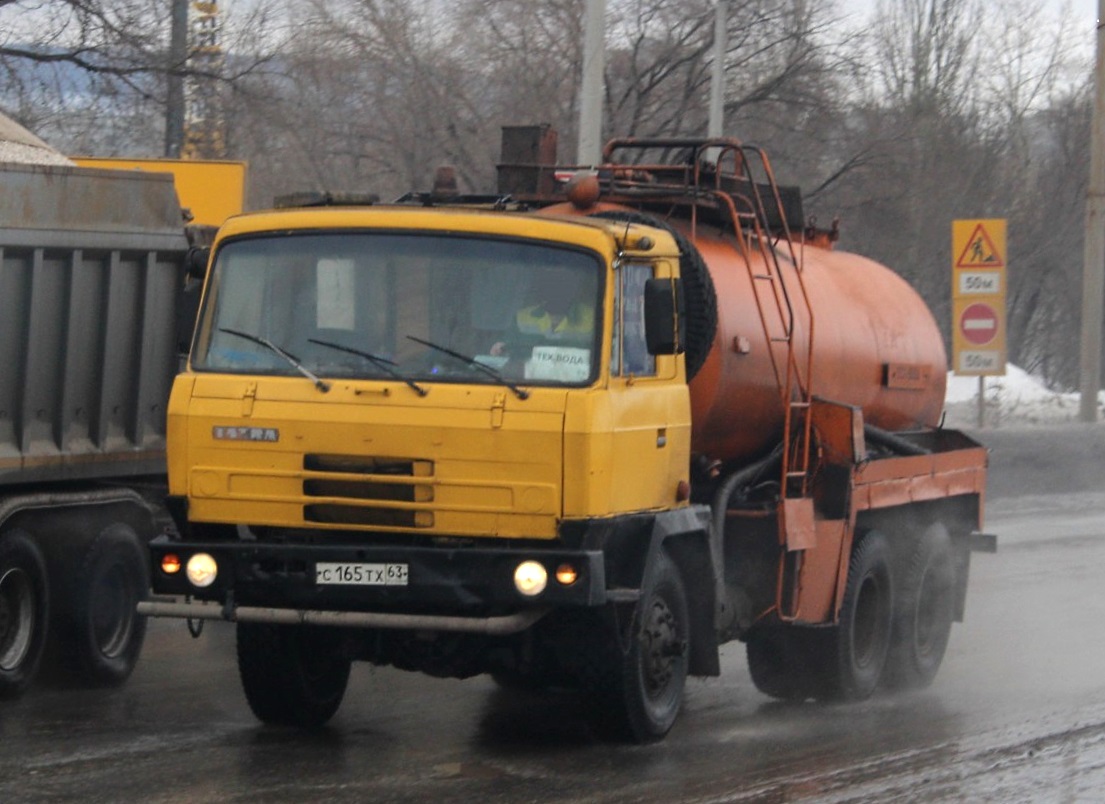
[960,302,999,346]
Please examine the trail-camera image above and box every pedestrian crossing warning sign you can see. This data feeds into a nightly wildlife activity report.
[954,220,1006,268]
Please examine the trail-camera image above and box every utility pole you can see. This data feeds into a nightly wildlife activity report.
[165,0,188,157]
[708,1,727,139]
[577,0,605,165]
[1080,2,1105,422]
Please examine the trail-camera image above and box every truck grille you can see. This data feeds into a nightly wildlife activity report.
[302,454,434,528]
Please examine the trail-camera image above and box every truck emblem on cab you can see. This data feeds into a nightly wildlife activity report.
[212,426,279,442]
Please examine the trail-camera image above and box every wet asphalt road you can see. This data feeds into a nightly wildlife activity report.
[2,425,1105,803]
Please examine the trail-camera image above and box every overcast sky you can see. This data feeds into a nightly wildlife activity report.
[838,0,1098,24]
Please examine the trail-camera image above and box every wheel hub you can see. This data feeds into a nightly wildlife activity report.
[642,599,685,696]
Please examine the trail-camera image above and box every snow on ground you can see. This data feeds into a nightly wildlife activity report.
[943,365,1105,428]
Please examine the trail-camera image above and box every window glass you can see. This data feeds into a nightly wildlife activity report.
[193,232,603,388]
[613,262,656,377]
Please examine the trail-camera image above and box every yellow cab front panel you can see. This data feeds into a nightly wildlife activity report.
[171,206,687,540]
[182,376,566,539]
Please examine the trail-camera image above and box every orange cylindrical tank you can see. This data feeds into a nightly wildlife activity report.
[539,202,947,465]
[682,224,946,462]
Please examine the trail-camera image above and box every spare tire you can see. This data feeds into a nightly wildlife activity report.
[588,210,717,381]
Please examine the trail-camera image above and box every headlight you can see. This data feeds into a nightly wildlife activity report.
[513,560,548,596]
[185,553,218,588]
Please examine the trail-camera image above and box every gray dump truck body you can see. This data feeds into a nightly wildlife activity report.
[1,163,188,484]
[0,162,189,696]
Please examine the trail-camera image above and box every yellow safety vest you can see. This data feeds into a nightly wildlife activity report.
[516,302,593,339]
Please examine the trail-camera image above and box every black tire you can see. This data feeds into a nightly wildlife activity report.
[0,531,49,698]
[53,525,149,686]
[746,627,817,702]
[587,548,690,743]
[818,531,894,701]
[886,524,955,690]
[587,210,718,380]
[237,622,351,728]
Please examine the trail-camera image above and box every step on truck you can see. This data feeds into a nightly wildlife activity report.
[142,127,994,742]
[0,161,193,695]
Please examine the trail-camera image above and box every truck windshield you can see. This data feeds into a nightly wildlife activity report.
[192,232,603,388]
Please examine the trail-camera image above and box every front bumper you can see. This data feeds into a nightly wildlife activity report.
[145,535,608,616]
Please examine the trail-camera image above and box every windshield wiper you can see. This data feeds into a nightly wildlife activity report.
[219,328,331,393]
[308,337,428,396]
[405,335,529,400]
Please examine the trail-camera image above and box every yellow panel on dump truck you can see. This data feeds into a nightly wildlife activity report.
[72,156,246,227]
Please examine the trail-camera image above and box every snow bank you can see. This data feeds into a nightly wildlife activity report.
[944,365,1105,427]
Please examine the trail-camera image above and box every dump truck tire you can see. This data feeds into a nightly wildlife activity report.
[56,524,149,686]
[0,531,49,698]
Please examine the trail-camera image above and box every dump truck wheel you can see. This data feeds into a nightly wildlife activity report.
[886,524,955,690]
[0,531,49,698]
[746,627,816,702]
[818,531,894,701]
[237,622,351,728]
[587,548,689,743]
[55,525,149,686]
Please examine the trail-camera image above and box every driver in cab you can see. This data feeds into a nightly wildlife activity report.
[490,268,594,357]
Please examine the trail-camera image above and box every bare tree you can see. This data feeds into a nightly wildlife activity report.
[0,0,281,156]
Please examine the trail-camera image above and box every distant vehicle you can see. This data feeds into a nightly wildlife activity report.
[0,160,192,696]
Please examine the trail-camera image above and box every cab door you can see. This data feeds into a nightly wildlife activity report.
[604,258,690,513]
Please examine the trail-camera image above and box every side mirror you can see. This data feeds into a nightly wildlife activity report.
[185,246,211,280]
[644,277,685,355]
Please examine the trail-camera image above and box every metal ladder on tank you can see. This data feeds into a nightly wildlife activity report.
[700,143,816,621]
[702,143,815,500]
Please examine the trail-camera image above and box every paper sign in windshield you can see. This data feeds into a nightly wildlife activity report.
[525,346,591,382]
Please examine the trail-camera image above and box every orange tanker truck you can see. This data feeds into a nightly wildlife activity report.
[140,128,993,742]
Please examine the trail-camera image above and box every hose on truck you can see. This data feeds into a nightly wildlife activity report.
[863,424,931,457]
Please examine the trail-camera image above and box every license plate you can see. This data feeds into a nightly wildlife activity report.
[315,562,409,586]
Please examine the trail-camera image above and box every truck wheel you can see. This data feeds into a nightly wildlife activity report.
[237,622,351,728]
[746,627,816,702]
[53,525,149,686]
[0,531,49,698]
[886,524,955,690]
[819,531,894,701]
[588,549,689,743]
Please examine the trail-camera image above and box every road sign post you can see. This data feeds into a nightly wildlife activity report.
[952,219,1007,425]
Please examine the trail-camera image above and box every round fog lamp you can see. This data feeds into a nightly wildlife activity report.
[513,560,548,597]
[185,553,218,588]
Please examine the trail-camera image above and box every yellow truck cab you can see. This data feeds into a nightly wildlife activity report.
[146,202,710,742]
